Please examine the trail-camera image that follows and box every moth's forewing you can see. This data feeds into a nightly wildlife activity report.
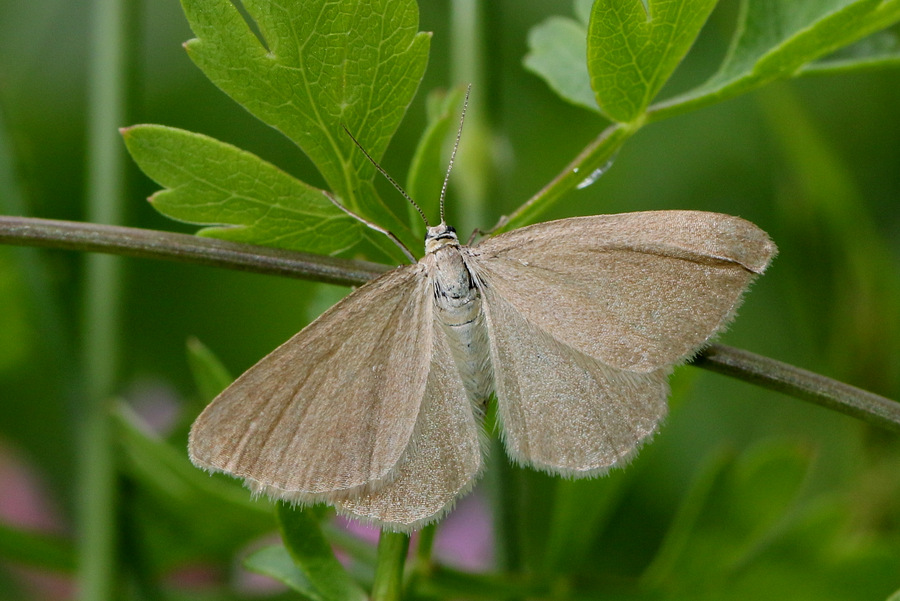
[335,321,485,531]
[469,211,776,475]
[474,211,777,373]
[188,265,433,502]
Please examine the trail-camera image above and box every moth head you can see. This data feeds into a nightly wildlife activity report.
[425,223,459,254]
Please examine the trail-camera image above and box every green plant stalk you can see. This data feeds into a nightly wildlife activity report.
[405,524,436,597]
[77,0,129,598]
[414,524,436,569]
[489,444,522,573]
[449,0,490,234]
[371,532,410,601]
[497,121,636,233]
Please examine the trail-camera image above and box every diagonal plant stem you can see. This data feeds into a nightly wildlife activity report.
[1,215,898,432]
[693,344,900,433]
[495,121,637,234]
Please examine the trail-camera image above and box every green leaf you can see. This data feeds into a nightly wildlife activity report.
[246,534,379,599]
[405,86,467,236]
[114,405,274,560]
[524,16,598,113]
[587,0,718,123]
[651,0,900,120]
[186,337,233,405]
[245,545,324,601]
[121,125,361,254]
[641,446,734,588]
[799,27,900,75]
[0,521,75,572]
[515,0,900,234]
[728,495,900,599]
[542,473,628,574]
[887,586,900,601]
[643,442,812,591]
[276,503,368,601]
[179,0,430,249]
[724,443,812,545]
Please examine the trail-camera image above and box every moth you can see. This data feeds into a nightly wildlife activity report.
[188,95,777,532]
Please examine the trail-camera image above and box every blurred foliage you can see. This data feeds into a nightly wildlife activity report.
[1,0,900,599]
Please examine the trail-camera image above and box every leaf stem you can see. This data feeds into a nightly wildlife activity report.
[691,344,900,432]
[371,532,410,601]
[414,524,436,570]
[497,122,635,233]
[1,216,898,432]
[407,523,436,592]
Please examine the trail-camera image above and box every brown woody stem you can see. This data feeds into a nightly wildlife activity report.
[2,215,898,431]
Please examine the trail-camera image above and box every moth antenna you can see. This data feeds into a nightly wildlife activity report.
[341,124,430,228]
[322,190,417,264]
[439,84,472,225]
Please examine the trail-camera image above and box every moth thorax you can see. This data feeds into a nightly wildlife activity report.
[425,223,459,255]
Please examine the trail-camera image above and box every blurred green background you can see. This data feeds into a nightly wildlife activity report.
[1,0,900,599]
